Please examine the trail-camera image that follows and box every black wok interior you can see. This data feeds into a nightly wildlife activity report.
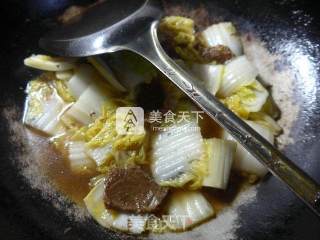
[0,0,320,239]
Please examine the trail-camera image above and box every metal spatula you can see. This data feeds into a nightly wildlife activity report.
[40,0,320,216]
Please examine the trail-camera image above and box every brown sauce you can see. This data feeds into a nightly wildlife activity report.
[25,128,96,205]
[202,173,252,213]
[199,112,223,139]
[44,151,96,206]
[24,119,251,213]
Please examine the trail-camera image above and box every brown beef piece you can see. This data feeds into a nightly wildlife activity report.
[198,44,234,64]
[104,166,168,213]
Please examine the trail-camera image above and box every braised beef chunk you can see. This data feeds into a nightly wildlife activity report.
[104,166,168,213]
[198,44,234,64]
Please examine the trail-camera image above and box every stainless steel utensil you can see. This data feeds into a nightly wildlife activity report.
[40,0,320,216]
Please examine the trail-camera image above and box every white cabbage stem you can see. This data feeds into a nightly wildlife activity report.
[202,22,243,56]
[202,138,236,189]
[24,54,76,71]
[165,190,214,230]
[218,56,258,97]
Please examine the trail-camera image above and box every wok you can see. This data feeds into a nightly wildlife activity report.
[0,0,320,239]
